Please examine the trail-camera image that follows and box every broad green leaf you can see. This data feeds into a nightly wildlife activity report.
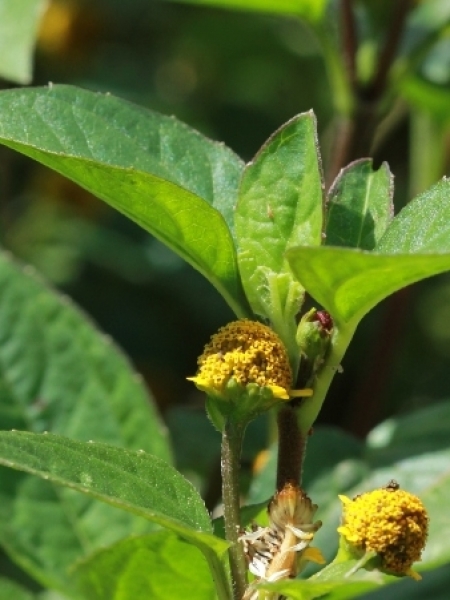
[0,250,170,456]
[366,402,450,465]
[236,113,323,295]
[376,178,450,253]
[0,431,228,556]
[0,85,249,317]
[0,250,171,590]
[287,245,450,326]
[0,576,35,600]
[0,0,46,84]
[165,0,327,21]
[325,159,393,250]
[289,179,450,326]
[72,531,216,600]
[235,113,323,356]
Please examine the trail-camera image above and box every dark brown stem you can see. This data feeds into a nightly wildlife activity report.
[276,406,307,490]
[368,0,413,99]
[326,0,413,186]
[221,420,247,600]
[340,0,358,90]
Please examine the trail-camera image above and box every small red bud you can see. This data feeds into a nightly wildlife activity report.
[314,310,333,332]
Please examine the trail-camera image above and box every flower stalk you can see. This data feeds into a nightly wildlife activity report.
[221,418,248,600]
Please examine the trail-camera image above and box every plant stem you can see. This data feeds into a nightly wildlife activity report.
[202,547,234,600]
[324,0,413,185]
[297,322,357,437]
[340,0,358,90]
[276,405,307,489]
[368,0,413,100]
[221,419,247,600]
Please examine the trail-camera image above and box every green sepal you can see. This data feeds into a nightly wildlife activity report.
[204,378,288,431]
[332,534,380,574]
[334,531,365,563]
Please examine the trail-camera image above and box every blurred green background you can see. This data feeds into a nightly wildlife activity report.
[1,0,450,503]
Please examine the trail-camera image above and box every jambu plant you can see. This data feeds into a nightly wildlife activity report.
[0,1,448,600]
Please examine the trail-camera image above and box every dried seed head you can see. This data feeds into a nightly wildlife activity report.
[240,482,324,595]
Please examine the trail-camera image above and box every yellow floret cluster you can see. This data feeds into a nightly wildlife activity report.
[194,319,292,394]
[338,487,428,577]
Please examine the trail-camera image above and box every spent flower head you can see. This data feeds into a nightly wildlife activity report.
[338,481,428,580]
[240,482,324,599]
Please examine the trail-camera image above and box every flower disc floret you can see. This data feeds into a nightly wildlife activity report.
[192,319,292,396]
[338,486,428,578]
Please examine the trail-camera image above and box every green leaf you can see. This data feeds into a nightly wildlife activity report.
[165,0,327,21]
[236,113,323,295]
[0,576,35,600]
[287,245,450,327]
[235,113,323,360]
[325,159,393,250]
[72,531,216,600]
[0,250,172,590]
[0,250,171,456]
[257,576,382,600]
[0,0,46,84]
[0,431,227,554]
[376,178,450,253]
[289,177,450,326]
[0,85,249,317]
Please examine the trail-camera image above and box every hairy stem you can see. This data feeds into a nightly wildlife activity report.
[221,419,247,600]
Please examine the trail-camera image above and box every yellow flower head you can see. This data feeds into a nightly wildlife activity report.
[338,481,429,580]
[189,319,296,400]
